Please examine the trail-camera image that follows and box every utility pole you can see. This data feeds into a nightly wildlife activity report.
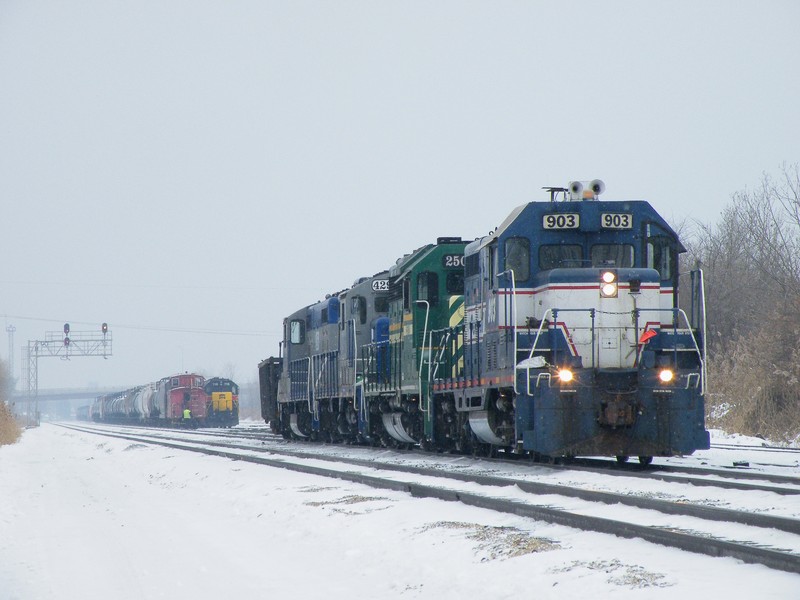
[5,324,15,388]
[24,323,112,426]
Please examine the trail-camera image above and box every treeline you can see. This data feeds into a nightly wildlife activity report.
[0,360,21,445]
[684,164,800,442]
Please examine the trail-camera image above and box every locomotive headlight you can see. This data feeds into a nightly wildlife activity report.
[558,368,574,383]
[600,271,618,298]
[658,369,674,383]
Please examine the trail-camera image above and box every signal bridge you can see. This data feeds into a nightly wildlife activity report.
[21,323,113,426]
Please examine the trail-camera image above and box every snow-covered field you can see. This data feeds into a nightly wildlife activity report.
[1,424,798,599]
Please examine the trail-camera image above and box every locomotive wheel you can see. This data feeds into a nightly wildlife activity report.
[638,455,653,466]
[615,455,630,464]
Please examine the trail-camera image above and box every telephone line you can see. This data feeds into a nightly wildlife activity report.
[2,314,278,337]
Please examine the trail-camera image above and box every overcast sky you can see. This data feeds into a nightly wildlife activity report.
[1,1,798,394]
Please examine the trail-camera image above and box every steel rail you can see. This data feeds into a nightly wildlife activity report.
[61,425,800,574]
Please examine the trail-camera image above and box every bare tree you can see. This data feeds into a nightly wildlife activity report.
[684,165,800,441]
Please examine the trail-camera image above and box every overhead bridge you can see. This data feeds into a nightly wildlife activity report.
[11,386,128,404]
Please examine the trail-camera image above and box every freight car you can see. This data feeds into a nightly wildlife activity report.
[260,181,710,464]
[91,373,234,428]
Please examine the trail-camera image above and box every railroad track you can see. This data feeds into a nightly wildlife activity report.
[711,441,800,454]
[60,422,800,575]
[72,422,800,495]
[112,423,800,494]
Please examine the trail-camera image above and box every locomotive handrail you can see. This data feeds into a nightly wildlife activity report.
[523,306,705,395]
[429,329,453,384]
[312,354,329,396]
[634,307,705,396]
[305,356,313,417]
[526,308,554,362]
[350,318,370,422]
[677,308,706,396]
[415,300,431,413]
[498,269,518,394]
[697,268,708,395]
[524,307,596,367]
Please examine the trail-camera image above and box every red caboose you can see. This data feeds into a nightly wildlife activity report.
[165,373,207,426]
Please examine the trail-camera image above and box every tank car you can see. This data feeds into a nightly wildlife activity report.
[90,373,218,428]
[203,377,240,427]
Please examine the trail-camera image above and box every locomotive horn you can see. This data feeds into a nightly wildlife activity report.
[589,179,606,196]
[568,181,584,200]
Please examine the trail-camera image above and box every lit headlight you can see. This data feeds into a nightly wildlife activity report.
[601,282,618,297]
[600,271,618,298]
[558,369,574,383]
[658,369,674,383]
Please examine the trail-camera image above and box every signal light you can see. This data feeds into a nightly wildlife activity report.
[64,336,70,347]
[64,323,70,335]
[102,322,108,334]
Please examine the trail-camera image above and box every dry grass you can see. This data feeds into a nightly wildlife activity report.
[706,309,800,443]
[0,401,21,446]
[419,521,560,560]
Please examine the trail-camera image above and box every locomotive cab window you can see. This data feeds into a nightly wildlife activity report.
[647,237,674,280]
[539,244,582,270]
[417,271,439,306]
[465,253,480,277]
[289,319,306,344]
[504,237,530,281]
[352,296,367,324]
[374,295,389,314]
[591,244,634,268]
[446,271,464,295]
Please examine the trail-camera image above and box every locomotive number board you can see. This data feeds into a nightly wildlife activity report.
[601,213,633,229]
[542,213,580,229]
[372,279,390,291]
[443,254,465,268]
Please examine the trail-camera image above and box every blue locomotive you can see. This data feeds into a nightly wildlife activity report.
[260,181,709,464]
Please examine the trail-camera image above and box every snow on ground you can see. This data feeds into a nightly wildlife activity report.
[1,424,799,600]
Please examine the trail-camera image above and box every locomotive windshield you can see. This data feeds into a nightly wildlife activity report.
[538,245,582,269]
[590,244,634,267]
[537,243,635,270]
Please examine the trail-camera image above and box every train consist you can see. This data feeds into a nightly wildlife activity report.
[89,373,239,428]
[260,181,710,464]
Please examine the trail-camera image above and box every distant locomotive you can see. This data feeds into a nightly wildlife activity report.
[204,377,240,427]
[260,182,709,464]
[90,373,238,428]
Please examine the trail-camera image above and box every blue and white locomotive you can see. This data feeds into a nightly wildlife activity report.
[261,181,710,464]
[429,180,709,463]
